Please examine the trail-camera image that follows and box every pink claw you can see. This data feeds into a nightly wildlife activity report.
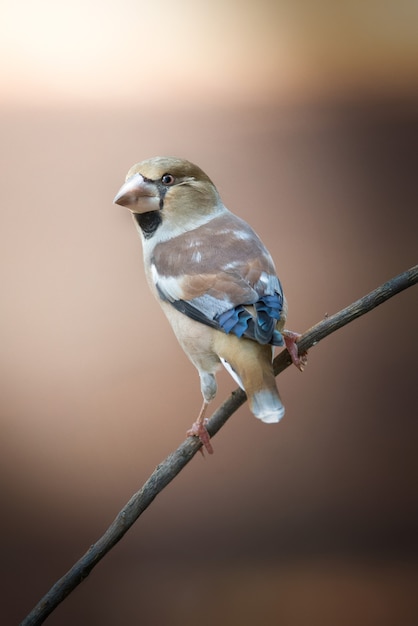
[283,330,308,371]
[187,401,214,455]
[187,419,214,455]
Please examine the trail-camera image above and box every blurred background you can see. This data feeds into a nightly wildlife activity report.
[1,1,417,624]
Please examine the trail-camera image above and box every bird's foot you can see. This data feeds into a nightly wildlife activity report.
[283,330,308,371]
[187,401,214,455]
[187,419,213,455]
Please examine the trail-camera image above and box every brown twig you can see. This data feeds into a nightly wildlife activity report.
[20,265,418,625]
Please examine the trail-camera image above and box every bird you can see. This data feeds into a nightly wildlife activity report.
[113,156,307,454]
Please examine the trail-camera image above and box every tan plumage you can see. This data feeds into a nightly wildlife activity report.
[114,157,306,453]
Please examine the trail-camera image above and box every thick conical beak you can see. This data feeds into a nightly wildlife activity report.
[113,173,159,213]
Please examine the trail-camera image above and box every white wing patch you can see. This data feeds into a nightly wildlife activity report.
[151,265,186,301]
[220,357,245,390]
[191,249,202,263]
[233,229,253,241]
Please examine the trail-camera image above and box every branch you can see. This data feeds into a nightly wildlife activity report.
[20,265,418,626]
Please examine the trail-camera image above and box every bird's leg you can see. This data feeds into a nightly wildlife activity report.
[187,401,214,455]
[282,330,308,371]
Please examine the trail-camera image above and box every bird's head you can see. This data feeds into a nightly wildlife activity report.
[113,157,222,238]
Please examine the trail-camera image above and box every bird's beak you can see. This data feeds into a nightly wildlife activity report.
[113,173,159,213]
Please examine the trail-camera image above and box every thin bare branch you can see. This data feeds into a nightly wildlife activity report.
[20,264,418,626]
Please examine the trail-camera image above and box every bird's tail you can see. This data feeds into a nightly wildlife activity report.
[219,342,285,424]
[249,389,285,423]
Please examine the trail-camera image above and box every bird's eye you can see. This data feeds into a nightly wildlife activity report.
[161,173,175,186]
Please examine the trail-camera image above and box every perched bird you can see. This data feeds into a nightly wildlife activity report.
[114,157,306,453]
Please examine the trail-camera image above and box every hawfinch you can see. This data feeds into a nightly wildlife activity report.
[114,157,306,453]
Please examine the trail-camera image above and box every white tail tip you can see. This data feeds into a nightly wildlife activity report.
[251,390,285,424]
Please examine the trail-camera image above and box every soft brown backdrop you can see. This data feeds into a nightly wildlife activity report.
[1,2,418,625]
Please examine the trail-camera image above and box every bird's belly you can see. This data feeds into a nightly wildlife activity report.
[160,302,222,374]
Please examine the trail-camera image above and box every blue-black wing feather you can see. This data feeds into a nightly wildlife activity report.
[157,285,284,346]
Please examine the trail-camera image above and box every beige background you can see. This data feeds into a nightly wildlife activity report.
[1,2,418,624]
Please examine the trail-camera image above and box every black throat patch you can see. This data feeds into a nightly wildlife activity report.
[133,211,162,239]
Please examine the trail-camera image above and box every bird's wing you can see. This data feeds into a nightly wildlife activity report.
[151,213,285,346]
